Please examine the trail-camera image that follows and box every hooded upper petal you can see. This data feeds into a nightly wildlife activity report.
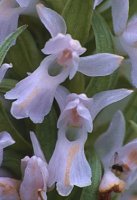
[36,3,67,37]
[20,156,48,200]
[57,93,93,133]
[48,127,91,196]
[111,0,129,35]
[78,53,123,76]
[5,56,70,123]
[42,33,86,79]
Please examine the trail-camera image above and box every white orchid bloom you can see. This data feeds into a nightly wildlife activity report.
[47,87,132,196]
[20,132,48,200]
[37,3,124,79]
[95,111,137,197]
[0,0,37,43]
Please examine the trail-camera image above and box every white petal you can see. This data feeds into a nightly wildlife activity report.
[78,53,123,76]
[30,132,47,163]
[5,56,69,123]
[16,0,31,7]
[55,85,70,112]
[0,132,15,166]
[95,111,125,168]
[120,40,137,87]
[0,177,20,200]
[77,103,93,132]
[42,34,72,55]
[20,156,48,200]
[122,15,137,48]
[0,0,22,44]
[90,89,133,120]
[48,128,91,196]
[0,63,12,82]
[111,0,129,35]
[93,0,104,9]
[36,3,67,37]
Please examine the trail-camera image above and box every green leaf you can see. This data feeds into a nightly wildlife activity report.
[0,102,31,153]
[62,0,93,45]
[6,28,43,79]
[80,149,102,200]
[0,25,27,66]
[85,11,118,96]
[44,0,67,13]
[2,150,22,179]
[35,108,57,161]
[0,79,17,93]
[65,73,85,93]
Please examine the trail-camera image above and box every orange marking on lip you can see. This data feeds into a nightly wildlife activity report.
[57,49,72,65]
[64,144,80,186]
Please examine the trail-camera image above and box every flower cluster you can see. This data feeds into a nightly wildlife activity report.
[0,0,136,200]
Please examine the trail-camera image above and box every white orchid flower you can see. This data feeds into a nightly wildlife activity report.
[47,87,133,196]
[95,111,137,197]
[0,0,37,44]
[36,3,124,79]
[20,132,48,200]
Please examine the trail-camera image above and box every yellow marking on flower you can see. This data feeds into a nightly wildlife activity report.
[64,144,80,186]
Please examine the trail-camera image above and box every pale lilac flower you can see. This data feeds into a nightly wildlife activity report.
[95,111,137,195]
[36,3,124,79]
[20,132,48,200]
[0,0,36,43]
[47,88,133,196]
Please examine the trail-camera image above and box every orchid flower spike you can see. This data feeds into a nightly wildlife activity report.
[47,87,133,196]
[20,132,49,200]
[95,111,137,198]
[5,4,125,124]
[0,0,37,44]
